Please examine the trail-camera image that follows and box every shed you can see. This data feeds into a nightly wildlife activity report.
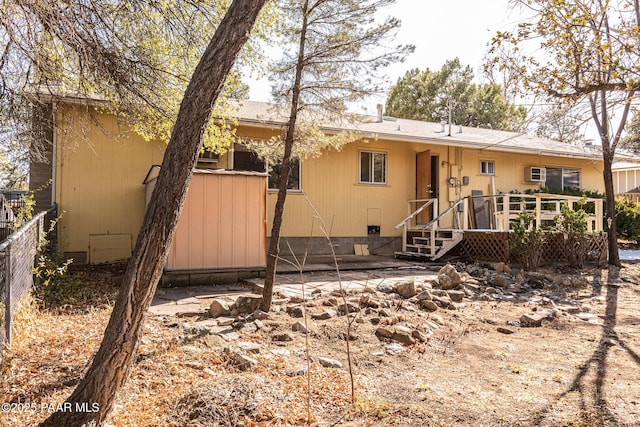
[144,166,267,285]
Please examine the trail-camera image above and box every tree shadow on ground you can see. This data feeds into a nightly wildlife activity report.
[530,267,640,426]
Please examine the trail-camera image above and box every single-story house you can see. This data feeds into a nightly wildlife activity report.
[29,96,607,277]
[613,160,640,194]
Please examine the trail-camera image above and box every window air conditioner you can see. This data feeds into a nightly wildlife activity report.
[524,166,546,182]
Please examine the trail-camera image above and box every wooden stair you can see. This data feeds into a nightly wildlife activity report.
[395,228,463,261]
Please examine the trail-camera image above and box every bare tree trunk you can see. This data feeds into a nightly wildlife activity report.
[603,148,620,267]
[39,1,267,425]
[261,0,310,312]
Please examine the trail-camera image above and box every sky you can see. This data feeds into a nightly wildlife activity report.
[248,0,525,114]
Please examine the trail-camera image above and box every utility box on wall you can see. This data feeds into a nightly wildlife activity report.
[143,166,267,284]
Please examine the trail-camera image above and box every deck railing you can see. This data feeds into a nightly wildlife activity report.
[397,193,604,233]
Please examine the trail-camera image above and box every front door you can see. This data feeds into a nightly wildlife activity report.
[416,150,432,224]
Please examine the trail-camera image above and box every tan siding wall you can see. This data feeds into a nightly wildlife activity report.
[54,109,605,252]
[55,106,165,260]
[267,140,604,238]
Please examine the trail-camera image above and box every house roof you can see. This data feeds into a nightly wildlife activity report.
[232,100,605,161]
[28,88,621,162]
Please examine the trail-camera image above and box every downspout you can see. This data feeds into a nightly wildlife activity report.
[51,101,57,207]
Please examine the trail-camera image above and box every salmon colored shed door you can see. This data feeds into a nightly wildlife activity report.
[416,150,432,224]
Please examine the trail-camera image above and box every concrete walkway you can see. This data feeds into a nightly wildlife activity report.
[150,256,439,317]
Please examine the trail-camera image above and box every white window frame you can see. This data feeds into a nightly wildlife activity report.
[480,160,495,176]
[359,150,387,185]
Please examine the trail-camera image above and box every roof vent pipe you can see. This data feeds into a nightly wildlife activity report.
[376,104,383,122]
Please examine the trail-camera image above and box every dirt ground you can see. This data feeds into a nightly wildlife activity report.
[1,260,640,427]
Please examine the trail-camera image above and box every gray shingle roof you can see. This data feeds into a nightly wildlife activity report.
[233,100,603,160]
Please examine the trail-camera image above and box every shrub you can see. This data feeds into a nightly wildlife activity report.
[509,209,544,271]
[615,197,640,243]
[554,202,589,268]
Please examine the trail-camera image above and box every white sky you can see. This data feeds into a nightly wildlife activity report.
[248,0,526,114]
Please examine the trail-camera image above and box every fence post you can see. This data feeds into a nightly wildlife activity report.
[4,243,10,345]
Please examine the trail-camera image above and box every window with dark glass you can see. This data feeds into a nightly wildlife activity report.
[268,158,301,191]
[359,151,387,184]
[232,143,266,172]
[545,166,581,191]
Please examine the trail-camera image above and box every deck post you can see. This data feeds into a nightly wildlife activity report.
[595,199,603,232]
[535,195,542,230]
[433,198,439,232]
[462,197,469,230]
[402,223,407,252]
[502,194,510,231]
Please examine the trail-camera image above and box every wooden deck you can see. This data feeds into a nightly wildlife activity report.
[395,194,605,261]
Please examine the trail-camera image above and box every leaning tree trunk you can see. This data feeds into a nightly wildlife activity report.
[260,0,310,312]
[40,1,267,425]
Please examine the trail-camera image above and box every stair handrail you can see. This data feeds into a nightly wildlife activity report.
[394,199,435,229]
[421,197,466,230]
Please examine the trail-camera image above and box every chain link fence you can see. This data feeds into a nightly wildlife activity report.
[1,205,56,358]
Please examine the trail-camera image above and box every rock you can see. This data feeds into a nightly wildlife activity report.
[292,321,308,333]
[395,281,417,298]
[438,264,463,290]
[285,367,308,377]
[254,319,264,330]
[526,277,545,289]
[495,262,506,272]
[557,304,580,314]
[359,294,380,308]
[497,327,514,334]
[249,309,269,320]
[520,309,556,327]
[272,333,294,342]
[375,326,394,338]
[311,309,336,320]
[233,353,258,371]
[337,302,360,315]
[289,296,306,303]
[209,299,231,318]
[412,329,431,342]
[491,274,511,288]
[231,295,263,314]
[286,306,305,318]
[420,300,439,312]
[376,282,396,293]
[392,326,415,346]
[385,343,405,356]
[446,290,465,303]
[378,308,392,317]
[414,290,432,301]
[431,294,452,309]
[370,317,380,325]
[574,312,600,322]
[323,297,338,306]
[237,341,262,354]
[217,317,235,326]
[429,314,445,326]
[319,357,343,369]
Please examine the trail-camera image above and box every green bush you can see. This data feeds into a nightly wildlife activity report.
[616,197,640,243]
[509,209,544,271]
